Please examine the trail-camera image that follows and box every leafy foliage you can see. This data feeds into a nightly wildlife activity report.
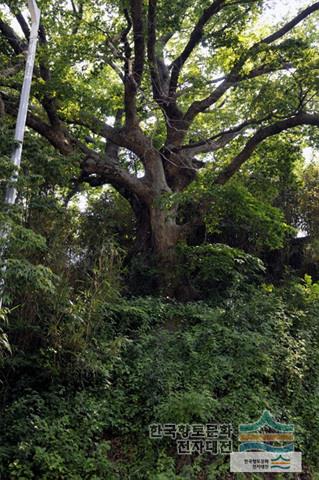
[1,284,319,478]
[0,1,319,478]
[176,243,265,300]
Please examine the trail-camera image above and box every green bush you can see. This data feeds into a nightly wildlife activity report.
[0,390,117,480]
[1,283,319,478]
[176,243,265,300]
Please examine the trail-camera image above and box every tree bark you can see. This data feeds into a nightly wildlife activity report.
[131,197,181,258]
[149,204,181,295]
[128,197,182,295]
[132,199,152,253]
[149,204,180,255]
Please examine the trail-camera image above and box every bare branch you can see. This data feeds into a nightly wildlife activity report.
[81,153,151,203]
[121,8,137,126]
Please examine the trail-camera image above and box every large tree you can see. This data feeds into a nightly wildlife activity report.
[1,0,319,268]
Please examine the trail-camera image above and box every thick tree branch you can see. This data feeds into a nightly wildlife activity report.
[214,112,319,185]
[184,78,234,123]
[104,109,123,154]
[67,111,167,191]
[0,18,26,54]
[180,114,277,154]
[147,0,162,102]
[184,61,295,124]
[70,0,84,34]
[147,1,174,123]
[15,12,30,40]
[2,91,151,202]
[122,0,145,127]
[65,113,135,153]
[169,0,226,97]
[184,2,319,123]
[121,8,138,126]
[261,1,319,46]
[81,154,152,203]
[32,23,62,127]
[2,91,74,154]
[130,0,145,87]
[180,124,254,155]
[0,13,60,128]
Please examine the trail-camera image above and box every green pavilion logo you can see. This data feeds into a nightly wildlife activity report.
[230,410,302,473]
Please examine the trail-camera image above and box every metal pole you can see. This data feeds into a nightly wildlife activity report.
[6,0,41,204]
[0,0,41,307]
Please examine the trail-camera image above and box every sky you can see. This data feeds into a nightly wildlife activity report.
[263,0,312,21]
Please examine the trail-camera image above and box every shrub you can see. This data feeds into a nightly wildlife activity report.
[176,243,265,300]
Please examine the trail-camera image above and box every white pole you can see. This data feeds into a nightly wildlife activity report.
[0,0,41,307]
[5,0,41,204]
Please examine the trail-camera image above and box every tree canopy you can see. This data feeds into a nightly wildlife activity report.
[0,0,318,272]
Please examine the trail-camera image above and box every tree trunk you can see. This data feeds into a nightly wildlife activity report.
[131,200,182,295]
[150,204,181,295]
[149,204,180,256]
[131,199,153,253]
